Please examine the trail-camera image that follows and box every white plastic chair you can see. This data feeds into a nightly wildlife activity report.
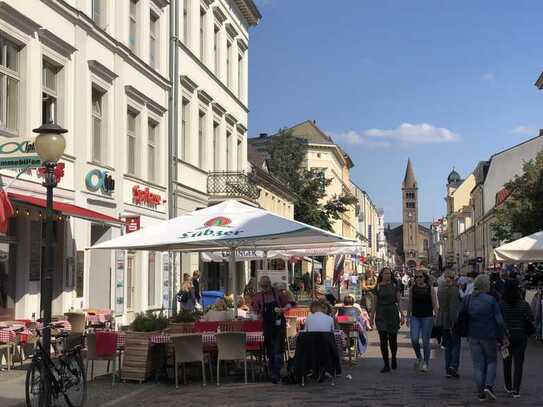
[216,332,247,386]
[172,334,208,387]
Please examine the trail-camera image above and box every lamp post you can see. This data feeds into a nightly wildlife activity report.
[33,122,67,354]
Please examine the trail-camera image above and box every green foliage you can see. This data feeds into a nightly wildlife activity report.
[171,309,203,323]
[130,310,169,332]
[265,129,356,231]
[491,148,543,242]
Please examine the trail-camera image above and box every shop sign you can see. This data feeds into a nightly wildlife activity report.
[0,138,41,169]
[124,216,140,234]
[85,169,115,194]
[132,185,162,206]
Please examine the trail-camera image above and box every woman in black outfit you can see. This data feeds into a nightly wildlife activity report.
[370,267,405,372]
[501,279,534,398]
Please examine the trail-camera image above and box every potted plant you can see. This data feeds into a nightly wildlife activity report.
[168,309,202,333]
[121,311,169,382]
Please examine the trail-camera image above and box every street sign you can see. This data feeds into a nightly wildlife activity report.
[0,137,41,169]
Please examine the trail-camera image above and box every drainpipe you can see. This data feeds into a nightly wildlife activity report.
[168,0,179,316]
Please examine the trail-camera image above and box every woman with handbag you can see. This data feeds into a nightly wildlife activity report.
[406,270,438,373]
[501,279,535,398]
[370,267,405,373]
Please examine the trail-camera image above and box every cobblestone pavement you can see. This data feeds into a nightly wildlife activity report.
[83,327,543,407]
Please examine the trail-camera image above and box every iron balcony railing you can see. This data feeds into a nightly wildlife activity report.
[207,171,260,201]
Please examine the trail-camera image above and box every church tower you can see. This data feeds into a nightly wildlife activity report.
[402,158,418,267]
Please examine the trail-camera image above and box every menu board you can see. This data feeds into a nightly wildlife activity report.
[115,250,125,317]
[29,221,42,281]
[162,252,170,310]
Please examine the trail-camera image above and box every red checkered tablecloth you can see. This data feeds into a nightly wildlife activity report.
[0,328,17,343]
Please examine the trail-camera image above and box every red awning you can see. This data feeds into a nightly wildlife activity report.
[8,192,123,225]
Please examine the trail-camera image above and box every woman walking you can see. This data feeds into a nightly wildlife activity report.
[463,274,505,402]
[437,270,462,378]
[501,279,534,398]
[406,270,438,372]
[370,267,404,373]
[177,273,196,312]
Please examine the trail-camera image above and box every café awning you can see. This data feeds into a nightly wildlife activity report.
[494,231,543,263]
[8,192,123,225]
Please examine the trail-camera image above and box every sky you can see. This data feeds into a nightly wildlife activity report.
[248,0,543,222]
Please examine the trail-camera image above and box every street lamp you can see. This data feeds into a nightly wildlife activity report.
[33,122,67,354]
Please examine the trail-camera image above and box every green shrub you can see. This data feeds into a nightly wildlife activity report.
[130,310,169,332]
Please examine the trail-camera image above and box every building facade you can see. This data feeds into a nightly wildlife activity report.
[0,0,261,323]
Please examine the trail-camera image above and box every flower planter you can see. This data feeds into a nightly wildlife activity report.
[168,322,195,333]
[121,330,160,382]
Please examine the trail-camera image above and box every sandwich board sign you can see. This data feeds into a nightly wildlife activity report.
[0,138,41,169]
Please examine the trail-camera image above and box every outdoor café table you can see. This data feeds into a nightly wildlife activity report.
[0,327,17,343]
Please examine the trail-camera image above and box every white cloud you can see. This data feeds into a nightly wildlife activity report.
[330,123,460,148]
[511,125,534,135]
[482,72,495,81]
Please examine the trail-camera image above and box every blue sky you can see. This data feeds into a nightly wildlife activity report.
[248,0,543,222]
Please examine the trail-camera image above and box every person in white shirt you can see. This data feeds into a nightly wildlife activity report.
[305,300,335,333]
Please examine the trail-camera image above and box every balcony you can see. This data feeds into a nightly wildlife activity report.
[207,171,260,203]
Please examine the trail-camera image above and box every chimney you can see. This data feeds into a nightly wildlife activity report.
[259,133,268,138]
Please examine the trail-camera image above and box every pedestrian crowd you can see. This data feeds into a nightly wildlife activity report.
[367,266,536,402]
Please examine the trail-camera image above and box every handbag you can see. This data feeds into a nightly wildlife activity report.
[525,315,536,337]
[452,295,471,337]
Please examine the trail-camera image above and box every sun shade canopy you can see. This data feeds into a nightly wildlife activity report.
[494,231,543,263]
[90,199,353,252]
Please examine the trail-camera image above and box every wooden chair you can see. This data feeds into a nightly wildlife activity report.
[216,332,247,386]
[0,340,12,371]
[171,334,210,387]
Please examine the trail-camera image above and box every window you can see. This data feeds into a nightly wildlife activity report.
[92,0,105,28]
[127,110,138,175]
[126,253,136,310]
[406,192,415,200]
[213,121,219,171]
[368,224,372,248]
[406,202,415,209]
[311,168,326,193]
[237,52,243,98]
[148,120,158,182]
[214,25,220,75]
[148,252,156,306]
[226,40,232,88]
[91,87,105,162]
[181,98,190,160]
[236,138,242,170]
[42,61,59,124]
[226,131,231,170]
[149,12,159,68]
[198,111,205,168]
[183,0,189,45]
[0,36,20,134]
[76,251,84,298]
[129,0,138,52]
[200,8,206,62]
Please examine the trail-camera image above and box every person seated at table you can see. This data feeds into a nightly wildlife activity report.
[305,300,335,333]
[236,297,250,319]
[202,298,233,321]
[338,295,362,318]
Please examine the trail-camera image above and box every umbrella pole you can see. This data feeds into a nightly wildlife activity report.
[230,248,237,318]
[311,257,315,300]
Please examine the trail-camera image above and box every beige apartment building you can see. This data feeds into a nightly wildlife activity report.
[249,120,358,279]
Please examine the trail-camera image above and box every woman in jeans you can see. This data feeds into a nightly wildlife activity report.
[370,267,404,373]
[437,270,461,378]
[462,274,505,402]
[406,270,437,372]
[501,279,534,398]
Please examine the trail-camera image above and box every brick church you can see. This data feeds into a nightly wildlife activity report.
[385,159,430,268]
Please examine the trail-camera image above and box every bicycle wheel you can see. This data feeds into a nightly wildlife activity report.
[59,353,87,407]
[25,360,50,407]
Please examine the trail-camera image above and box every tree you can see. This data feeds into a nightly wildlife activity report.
[265,129,357,231]
[491,148,543,242]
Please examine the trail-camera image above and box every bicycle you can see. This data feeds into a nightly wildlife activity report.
[25,324,87,407]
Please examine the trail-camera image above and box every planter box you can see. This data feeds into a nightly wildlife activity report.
[168,322,195,333]
[121,330,160,382]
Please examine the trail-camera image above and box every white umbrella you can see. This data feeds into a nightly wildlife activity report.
[494,231,543,263]
[90,199,352,310]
